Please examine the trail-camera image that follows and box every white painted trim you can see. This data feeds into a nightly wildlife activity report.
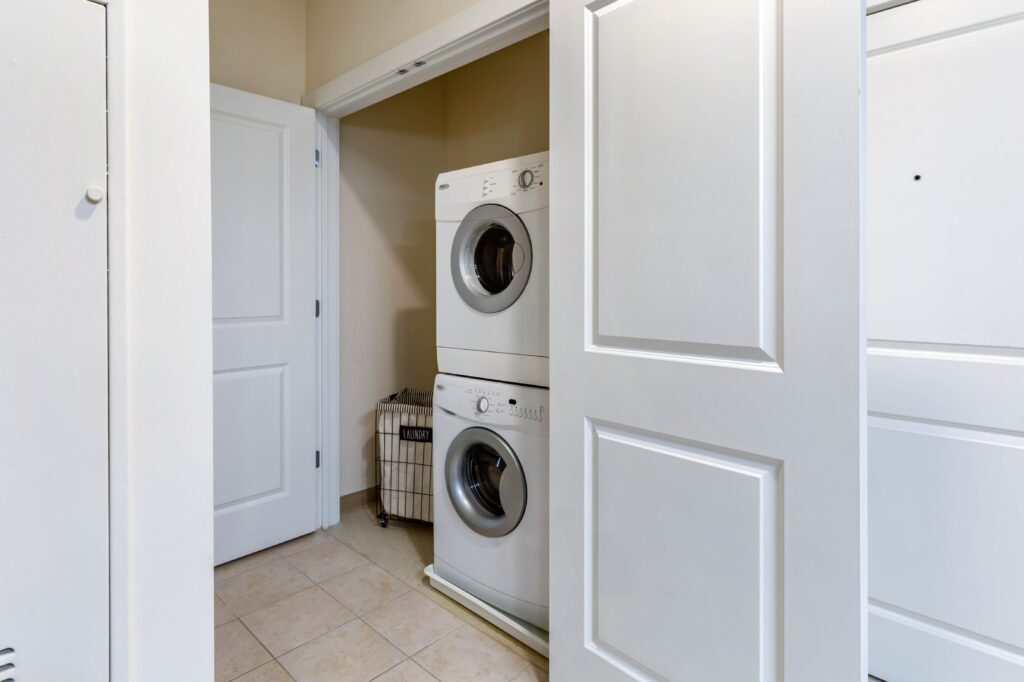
[316,113,342,529]
[867,0,919,15]
[106,0,213,677]
[311,0,551,522]
[304,0,548,117]
[868,0,1024,54]
[105,1,129,678]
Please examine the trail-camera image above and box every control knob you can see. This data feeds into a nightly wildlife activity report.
[517,169,534,189]
[477,397,489,413]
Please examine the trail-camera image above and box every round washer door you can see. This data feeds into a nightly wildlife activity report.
[450,204,533,314]
[445,427,527,538]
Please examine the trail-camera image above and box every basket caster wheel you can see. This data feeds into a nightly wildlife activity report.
[378,516,389,528]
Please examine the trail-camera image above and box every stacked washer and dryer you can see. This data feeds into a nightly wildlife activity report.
[426,152,550,654]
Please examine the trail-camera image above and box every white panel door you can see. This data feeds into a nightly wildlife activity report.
[549,1,865,680]
[0,1,108,679]
[867,2,1024,680]
[212,85,318,564]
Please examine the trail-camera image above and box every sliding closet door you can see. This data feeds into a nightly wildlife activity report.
[0,1,109,680]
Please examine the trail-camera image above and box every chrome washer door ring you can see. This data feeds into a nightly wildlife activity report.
[451,204,533,314]
[445,427,527,538]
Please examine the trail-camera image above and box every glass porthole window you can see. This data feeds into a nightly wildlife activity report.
[445,427,527,538]
[451,204,532,314]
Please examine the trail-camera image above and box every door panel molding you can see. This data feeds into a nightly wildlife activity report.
[583,0,781,366]
[212,84,318,564]
[551,0,865,678]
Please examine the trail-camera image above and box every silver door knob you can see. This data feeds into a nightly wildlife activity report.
[85,187,105,204]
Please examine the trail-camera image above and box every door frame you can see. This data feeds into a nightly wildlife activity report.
[106,0,215,679]
[307,0,549,528]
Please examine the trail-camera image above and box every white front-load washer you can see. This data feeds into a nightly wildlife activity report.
[436,152,548,387]
[432,373,549,630]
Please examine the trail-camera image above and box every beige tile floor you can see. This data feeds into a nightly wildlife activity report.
[215,504,549,682]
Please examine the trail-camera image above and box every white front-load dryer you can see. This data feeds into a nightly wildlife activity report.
[436,152,548,387]
[432,373,549,629]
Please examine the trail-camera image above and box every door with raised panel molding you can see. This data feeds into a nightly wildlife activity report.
[212,85,318,564]
[549,0,865,680]
[867,2,1024,680]
[1,1,108,679]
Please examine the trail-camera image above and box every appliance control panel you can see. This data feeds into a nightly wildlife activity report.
[434,374,548,434]
[479,161,546,200]
[435,152,549,218]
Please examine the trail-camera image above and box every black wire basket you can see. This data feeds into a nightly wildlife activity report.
[375,388,433,527]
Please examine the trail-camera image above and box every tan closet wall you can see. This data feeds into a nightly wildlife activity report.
[209,0,307,103]
[305,0,480,92]
[338,81,447,496]
[338,33,548,495]
[444,31,549,168]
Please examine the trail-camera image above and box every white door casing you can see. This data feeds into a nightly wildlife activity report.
[0,1,108,679]
[549,0,865,680]
[212,85,318,564]
[867,2,1024,680]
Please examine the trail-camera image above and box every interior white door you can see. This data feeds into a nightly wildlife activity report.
[212,84,318,564]
[549,1,865,680]
[867,2,1024,680]
[0,1,108,679]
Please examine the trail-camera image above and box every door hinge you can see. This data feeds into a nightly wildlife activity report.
[315,149,321,168]
[315,299,320,317]
[315,450,321,468]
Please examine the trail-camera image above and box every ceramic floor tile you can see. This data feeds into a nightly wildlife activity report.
[407,577,548,671]
[363,590,463,655]
[327,507,549,668]
[216,506,549,682]
[241,585,355,657]
[320,563,410,615]
[414,625,529,682]
[507,643,550,674]
[214,593,236,627]
[234,660,294,682]
[277,619,405,682]
[215,620,272,682]
[373,658,438,681]
[511,664,549,682]
[216,559,314,616]
[325,508,432,585]
[285,538,369,583]
[215,547,281,582]
[272,530,337,558]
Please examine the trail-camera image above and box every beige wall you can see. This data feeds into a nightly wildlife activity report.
[338,80,447,496]
[444,31,549,169]
[209,0,546,119]
[209,0,306,103]
[337,34,548,495]
[305,0,480,92]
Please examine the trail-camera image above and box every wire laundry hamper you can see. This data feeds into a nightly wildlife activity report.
[375,388,433,527]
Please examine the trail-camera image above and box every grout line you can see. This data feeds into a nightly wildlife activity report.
[247,586,362,661]
[219,512,539,680]
[367,655,412,681]
[226,618,273,682]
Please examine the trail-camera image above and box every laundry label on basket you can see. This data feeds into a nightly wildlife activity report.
[399,426,433,442]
